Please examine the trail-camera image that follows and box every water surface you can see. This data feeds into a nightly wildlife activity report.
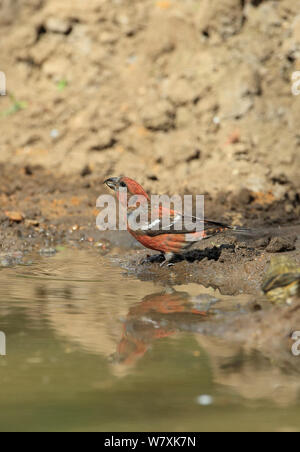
[0,248,300,432]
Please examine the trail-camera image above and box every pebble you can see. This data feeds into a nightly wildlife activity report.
[266,236,296,253]
[39,248,57,257]
[0,251,23,267]
[253,237,271,249]
[46,17,72,35]
[50,129,60,139]
[5,211,24,222]
[94,240,111,255]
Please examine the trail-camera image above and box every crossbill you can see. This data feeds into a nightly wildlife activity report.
[104,176,248,265]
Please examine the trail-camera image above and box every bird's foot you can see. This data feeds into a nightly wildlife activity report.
[140,254,165,265]
[160,252,175,267]
[160,261,175,268]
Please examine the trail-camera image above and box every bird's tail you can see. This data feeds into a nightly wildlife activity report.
[231,225,252,233]
[230,225,266,239]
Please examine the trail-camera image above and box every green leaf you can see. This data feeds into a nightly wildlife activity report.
[57,79,68,91]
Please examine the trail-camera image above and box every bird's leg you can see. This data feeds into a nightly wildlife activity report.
[141,253,165,265]
[140,254,153,265]
[160,252,175,267]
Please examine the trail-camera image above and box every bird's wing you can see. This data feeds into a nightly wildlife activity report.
[130,207,231,238]
[145,218,230,238]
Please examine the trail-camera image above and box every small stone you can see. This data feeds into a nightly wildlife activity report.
[266,236,296,253]
[39,248,57,257]
[50,129,60,139]
[24,165,33,175]
[235,188,254,205]
[0,251,23,267]
[46,17,72,35]
[81,165,92,177]
[5,211,24,222]
[100,31,118,44]
[285,204,294,214]
[25,219,39,228]
[253,237,271,249]
[95,240,111,255]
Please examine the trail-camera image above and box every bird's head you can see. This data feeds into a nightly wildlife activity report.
[104,176,150,206]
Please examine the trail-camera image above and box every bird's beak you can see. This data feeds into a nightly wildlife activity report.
[104,177,119,190]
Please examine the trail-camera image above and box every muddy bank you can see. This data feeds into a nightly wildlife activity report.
[121,227,299,291]
[0,162,299,298]
[0,0,300,199]
[0,163,299,253]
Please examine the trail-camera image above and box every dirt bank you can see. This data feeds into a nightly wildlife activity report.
[0,0,300,201]
[0,162,299,254]
[1,0,300,250]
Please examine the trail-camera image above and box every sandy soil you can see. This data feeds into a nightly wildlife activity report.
[1,0,300,240]
[0,0,300,199]
[1,0,300,361]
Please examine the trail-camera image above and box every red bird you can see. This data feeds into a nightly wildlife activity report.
[104,176,246,265]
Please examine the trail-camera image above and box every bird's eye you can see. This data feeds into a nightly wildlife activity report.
[120,181,127,188]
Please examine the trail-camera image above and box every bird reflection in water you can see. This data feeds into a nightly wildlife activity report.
[113,290,218,366]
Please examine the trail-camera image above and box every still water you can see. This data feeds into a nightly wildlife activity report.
[0,248,299,432]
